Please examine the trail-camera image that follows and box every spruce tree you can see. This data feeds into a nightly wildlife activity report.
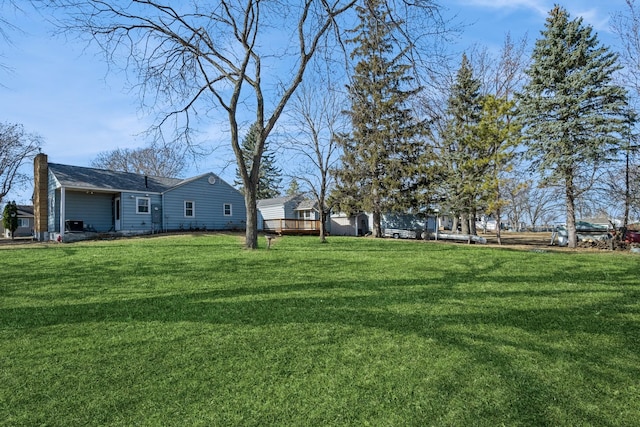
[234,123,283,200]
[286,179,301,196]
[440,53,484,235]
[332,0,425,237]
[518,6,628,248]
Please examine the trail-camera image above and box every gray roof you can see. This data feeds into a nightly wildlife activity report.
[17,205,33,217]
[49,163,184,193]
[257,194,304,208]
[295,198,318,211]
[256,193,319,211]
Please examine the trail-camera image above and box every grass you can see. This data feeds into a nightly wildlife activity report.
[1,234,639,426]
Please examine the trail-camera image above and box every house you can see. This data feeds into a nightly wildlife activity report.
[1,205,34,238]
[257,194,322,235]
[33,153,246,241]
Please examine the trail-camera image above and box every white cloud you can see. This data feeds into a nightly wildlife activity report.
[570,7,611,32]
[456,0,550,16]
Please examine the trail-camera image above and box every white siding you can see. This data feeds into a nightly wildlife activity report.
[330,216,356,236]
[257,205,285,221]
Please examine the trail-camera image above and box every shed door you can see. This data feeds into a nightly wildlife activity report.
[114,197,121,231]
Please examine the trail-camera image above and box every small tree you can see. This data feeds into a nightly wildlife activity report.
[286,83,344,243]
[2,201,18,239]
[285,179,301,197]
[476,95,521,244]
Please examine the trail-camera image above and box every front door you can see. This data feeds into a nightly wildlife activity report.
[114,197,121,231]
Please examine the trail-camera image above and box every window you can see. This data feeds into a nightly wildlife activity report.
[223,203,232,216]
[298,210,312,220]
[18,218,29,228]
[137,197,150,214]
[184,201,195,217]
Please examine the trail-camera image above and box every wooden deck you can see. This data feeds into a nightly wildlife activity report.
[263,219,321,235]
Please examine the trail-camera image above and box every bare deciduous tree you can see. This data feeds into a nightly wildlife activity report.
[91,143,186,177]
[0,0,23,74]
[0,122,42,204]
[612,0,640,98]
[48,0,445,248]
[285,83,344,243]
[610,1,640,226]
[48,0,363,248]
[470,32,529,100]
[501,174,562,231]
[523,184,563,230]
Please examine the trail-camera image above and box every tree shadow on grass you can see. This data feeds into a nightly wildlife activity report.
[0,265,640,425]
[2,248,638,425]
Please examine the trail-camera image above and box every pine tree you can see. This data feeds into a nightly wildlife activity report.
[518,6,628,248]
[286,179,301,196]
[332,0,425,237]
[440,54,484,235]
[234,123,283,200]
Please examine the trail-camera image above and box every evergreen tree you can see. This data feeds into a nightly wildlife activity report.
[518,6,628,248]
[2,201,19,239]
[286,179,301,196]
[234,123,283,200]
[476,95,521,243]
[439,53,484,235]
[332,0,425,237]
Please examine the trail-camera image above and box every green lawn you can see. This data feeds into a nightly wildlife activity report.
[1,234,638,426]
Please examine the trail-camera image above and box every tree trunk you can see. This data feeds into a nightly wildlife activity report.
[624,147,630,229]
[469,207,477,236]
[461,212,470,235]
[244,189,259,249]
[318,188,328,243]
[565,179,578,249]
[372,211,382,238]
[319,209,328,243]
[496,207,502,245]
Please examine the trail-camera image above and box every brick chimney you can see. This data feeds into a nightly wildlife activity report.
[33,153,49,241]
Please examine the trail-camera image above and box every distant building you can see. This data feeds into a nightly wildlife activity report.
[1,205,34,238]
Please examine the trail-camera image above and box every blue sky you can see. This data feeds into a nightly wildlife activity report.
[1,0,629,203]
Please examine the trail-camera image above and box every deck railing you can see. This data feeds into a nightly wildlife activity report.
[263,218,321,234]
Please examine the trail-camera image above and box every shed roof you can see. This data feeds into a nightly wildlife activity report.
[257,194,304,208]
